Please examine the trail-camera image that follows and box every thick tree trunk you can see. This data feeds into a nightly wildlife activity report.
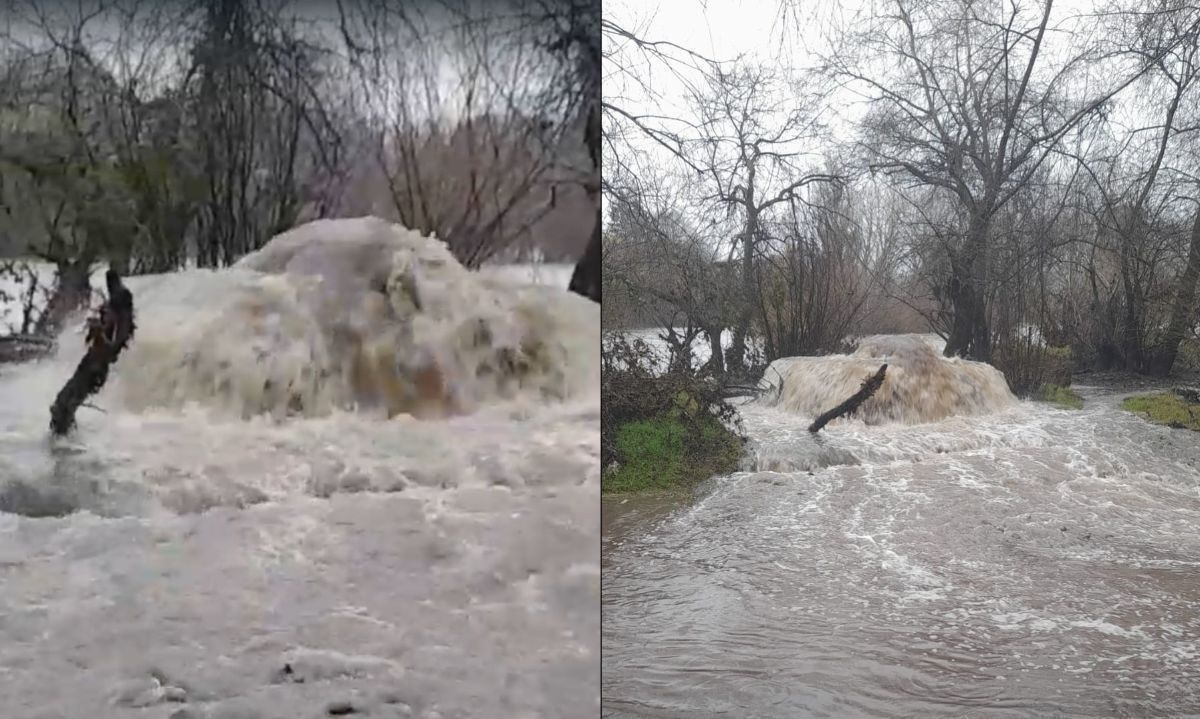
[970,281,990,363]
[943,214,991,361]
[569,98,601,304]
[703,326,725,376]
[943,258,973,358]
[568,213,601,303]
[1150,206,1200,377]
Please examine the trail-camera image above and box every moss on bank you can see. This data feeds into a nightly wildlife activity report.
[1034,383,1083,409]
[1121,392,1200,431]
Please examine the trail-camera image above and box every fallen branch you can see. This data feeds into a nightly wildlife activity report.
[49,270,135,435]
[808,364,888,433]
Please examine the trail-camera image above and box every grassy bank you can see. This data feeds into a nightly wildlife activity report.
[604,411,744,494]
[1121,391,1200,431]
[1034,383,1084,409]
[602,335,746,495]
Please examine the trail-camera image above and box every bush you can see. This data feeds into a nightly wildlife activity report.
[1175,338,1200,373]
[993,339,1074,397]
[602,334,746,493]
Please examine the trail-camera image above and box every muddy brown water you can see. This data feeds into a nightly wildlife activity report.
[603,338,1200,718]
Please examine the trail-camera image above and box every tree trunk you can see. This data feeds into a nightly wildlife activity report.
[568,214,601,303]
[728,215,758,373]
[569,97,601,304]
[943,213,991,361]
[1119,238,1144,372]
[1150,206,1200,377]
[943,255,973,358]
[703,326,725,376]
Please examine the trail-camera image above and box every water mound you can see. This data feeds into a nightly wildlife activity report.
[111,217,598,420]
[763,334,1015,425]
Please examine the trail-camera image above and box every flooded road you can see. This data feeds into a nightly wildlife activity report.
[603,338,1200,717]
[0,219,600,718]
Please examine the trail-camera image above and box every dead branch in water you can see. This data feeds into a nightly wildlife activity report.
[808,363,888,433]
[49,270,136,435]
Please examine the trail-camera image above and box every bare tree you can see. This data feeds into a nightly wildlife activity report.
[682,63,838,372]
[604,165,738,374]
[337,0,595,268]
[830,0,1183,361]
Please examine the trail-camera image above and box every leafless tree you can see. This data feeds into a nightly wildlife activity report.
[679,63,839,372]
[829,0,1186,361]
[336,0,595,268]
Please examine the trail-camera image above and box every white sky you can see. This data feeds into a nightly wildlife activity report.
[602,0,1180,227]
[603,0,1113,136]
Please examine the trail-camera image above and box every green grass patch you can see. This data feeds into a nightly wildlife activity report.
[603,413,744,494]
[1121,392,1200,431]
[1034,383,1083,409]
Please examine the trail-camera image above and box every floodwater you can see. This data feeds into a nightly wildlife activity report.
[603,335,1200,718]
[0,218,599,718]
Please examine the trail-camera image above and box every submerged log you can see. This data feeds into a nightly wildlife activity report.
[49,270,136,435]
[808,363,888,433]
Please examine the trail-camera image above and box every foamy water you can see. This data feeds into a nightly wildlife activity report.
[766,334,1016,425]
[0,218,599,718]
[603,335,1200,717]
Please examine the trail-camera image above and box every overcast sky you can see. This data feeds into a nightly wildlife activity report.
[602,0,1168,218]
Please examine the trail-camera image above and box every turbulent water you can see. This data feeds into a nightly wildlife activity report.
[0,218,599,718]
[768,334,1016,425]
[603,334,1200,717]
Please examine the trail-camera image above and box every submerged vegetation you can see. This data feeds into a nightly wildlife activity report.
[1034,383,1084,410]
[1122,391,1200,431]
[602,334,745,494]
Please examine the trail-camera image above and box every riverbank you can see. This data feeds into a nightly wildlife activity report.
[1121,390,1200,431]
[602,412,743,495]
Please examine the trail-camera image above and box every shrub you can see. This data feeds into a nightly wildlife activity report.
[993,339,1074,397]
[602,334,745,493]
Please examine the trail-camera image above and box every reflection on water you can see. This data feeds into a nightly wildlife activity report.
[603,336,1200,718]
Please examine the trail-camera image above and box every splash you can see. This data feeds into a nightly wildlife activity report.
[763,333,1015,425]
[111,217,598,420]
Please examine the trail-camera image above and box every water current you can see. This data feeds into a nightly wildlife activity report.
[603,334,1200,717]
[0,217,600,718]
